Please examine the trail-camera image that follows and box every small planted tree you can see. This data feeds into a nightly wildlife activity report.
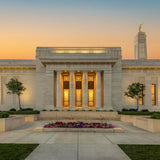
[124,82,145,111]
[6,78,26,110]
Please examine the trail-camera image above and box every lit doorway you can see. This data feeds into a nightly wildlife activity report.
[75,71,83,107]
[88,71,96,108]
[62,71,70,107]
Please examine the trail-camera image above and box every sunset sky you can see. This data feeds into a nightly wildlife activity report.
[0,0,160,59]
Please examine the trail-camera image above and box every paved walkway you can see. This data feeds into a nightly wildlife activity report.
[1,120,160,160]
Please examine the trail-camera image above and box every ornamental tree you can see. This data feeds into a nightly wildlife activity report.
[6,78,26,110]
[124,82,145,111]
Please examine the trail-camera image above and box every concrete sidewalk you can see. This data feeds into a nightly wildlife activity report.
[1,120,160,160]
[25,132,130,160]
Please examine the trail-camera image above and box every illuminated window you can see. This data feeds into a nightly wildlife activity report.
[75,72,82,107]
[62,72,70,107]
[152,84,156,106]
[139,84,144,105]
[88,72,96,107]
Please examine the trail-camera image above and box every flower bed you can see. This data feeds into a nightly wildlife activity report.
[44,121,114,128]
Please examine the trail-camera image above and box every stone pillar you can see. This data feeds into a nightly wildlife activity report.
[45,70,54,107]
[70,71,74,109]
[83,71,88,109]
[103,70,112,110]
[7,76,13,106]
[56,71,61,108]
[145,76,152,111]
[96,71,101,108]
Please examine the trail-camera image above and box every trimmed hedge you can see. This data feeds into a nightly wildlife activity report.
[9,110,40,115]
[0,110,40,116]
[118,111,158,115]
[0,112,9,118]
[151,113,160,119]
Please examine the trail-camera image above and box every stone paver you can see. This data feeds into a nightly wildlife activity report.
[0,120,160,160]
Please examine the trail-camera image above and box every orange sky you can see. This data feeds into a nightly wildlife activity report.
[0,0,160,59]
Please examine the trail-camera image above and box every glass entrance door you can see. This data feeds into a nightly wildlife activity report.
[75,72,82,107]
[88,72,96,107]
[62,72,70,107]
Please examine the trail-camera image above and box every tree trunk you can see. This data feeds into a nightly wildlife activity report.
[18,94,22,110]
[136,98,139,111]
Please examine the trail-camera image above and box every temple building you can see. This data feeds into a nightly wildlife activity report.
[0,30,160,111]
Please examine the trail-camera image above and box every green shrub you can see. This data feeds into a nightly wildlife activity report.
[0,113,9,118]
[10,110,40,115]
[22,108,33,111]
[10,108,16,111]
[151,113,160,119]
[49,109,53,111]
[141,109,149,112]
[118,111,153,115]
[122,108,129,111]
[54,109,59,111]
[129,108,137,112]
[42,109,47,111]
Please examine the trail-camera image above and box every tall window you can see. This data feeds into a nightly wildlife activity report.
[62,71,70,107]
[152,84,156,105]
[75,72,82,107]
[88,71,96,107]
[139,84,144,105]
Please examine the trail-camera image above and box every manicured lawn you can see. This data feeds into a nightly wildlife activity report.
[119,144,160,160]
[0,143,39,160]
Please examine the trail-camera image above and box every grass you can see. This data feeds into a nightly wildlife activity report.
[0,143,39,160]
[119,144,160,160]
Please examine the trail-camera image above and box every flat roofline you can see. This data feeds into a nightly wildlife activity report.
[36,47,121,50]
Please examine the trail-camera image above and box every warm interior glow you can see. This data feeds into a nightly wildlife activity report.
[55,50,105,54]
[152,84,156,105]
[76,90,82,106]
[64,89,69,106]
[88,89,94,107]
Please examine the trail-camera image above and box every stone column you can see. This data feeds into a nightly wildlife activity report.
[70,71,74,109]
[96,71,101,108]
[56,71,61,108]
[103,70,112,110]
[7,76,13,106]
[145,76,152,110]
[83,71,88,109]
[45,70,54,107]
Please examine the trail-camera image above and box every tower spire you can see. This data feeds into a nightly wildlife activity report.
[134,25,147,59]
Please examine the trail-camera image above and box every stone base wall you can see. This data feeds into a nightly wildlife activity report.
[120,115,150,123]
[133,116,160,133]
[38,111,120,120]
[0,116,26,132]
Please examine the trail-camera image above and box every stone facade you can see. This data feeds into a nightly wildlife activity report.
[0,31,160,111]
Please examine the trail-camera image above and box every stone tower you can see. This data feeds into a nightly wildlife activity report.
[134,30,147,59]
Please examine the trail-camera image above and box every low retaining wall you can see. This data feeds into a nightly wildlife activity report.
[34,127,123,133]
[0,116,26,132]
[120,115,150,123]
[10,114,38,122]
[133,117,160,133]
[38,111,120,120]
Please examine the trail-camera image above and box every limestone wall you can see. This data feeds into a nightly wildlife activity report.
[122,59,160,111]
[0,60,36,110]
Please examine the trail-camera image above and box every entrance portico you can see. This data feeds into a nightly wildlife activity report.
[55,70,101,109]
[36,47,122,110]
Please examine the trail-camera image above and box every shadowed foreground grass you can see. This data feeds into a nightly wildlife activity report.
[0,143,39,160]
[119,144,160,160]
